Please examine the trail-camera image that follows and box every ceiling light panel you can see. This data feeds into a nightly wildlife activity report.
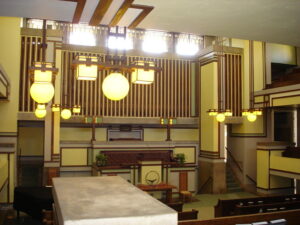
[79,0,100,23]
[101,0,125,25]
[118,8,143,27]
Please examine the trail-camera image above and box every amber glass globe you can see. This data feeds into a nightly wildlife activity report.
[102,72,129,101]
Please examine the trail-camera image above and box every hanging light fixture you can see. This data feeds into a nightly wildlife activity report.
[102,72,130,101]
[242,108,262,122]
[72,105,81,113]
[73,55,98,81]
[61,108,72,120]
[51,104,60,112]
[72,26,162,101]
[29,20,58,104]
[35,104,47,118]
[30,82,55,103]
[131,61,156,84]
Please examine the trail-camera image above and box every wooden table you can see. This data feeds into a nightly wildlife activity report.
[137,183,177,203]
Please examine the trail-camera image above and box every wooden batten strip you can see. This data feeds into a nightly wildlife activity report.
[109,0,134,27]
[21,36,27,111]
[19,36,24,111]
[89,0,113,26]
[72,0,86,24]
[128,5,154,29]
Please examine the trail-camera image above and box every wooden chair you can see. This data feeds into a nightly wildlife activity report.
[178,209,198,221]
[179,172,192,203]
[167,201,183,212]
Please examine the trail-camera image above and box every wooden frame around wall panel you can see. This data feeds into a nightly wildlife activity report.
[60,147,89,167]
[174,146,197,165]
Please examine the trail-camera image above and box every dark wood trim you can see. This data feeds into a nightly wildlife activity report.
[109,0,134,27]
[271,93,300,106]
[246,174,257,185]
[0,178,8,193]
[270,168,300,176]
[198,176,212,193]
[89,0,113,26]
[128,4,154,29]
[170,169,196,173]
[72,0,86,23]
[226,147,242,173]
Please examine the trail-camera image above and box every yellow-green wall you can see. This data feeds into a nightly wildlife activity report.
[268,43,296,64]
[200,62,219,152]
[0,17,21,133]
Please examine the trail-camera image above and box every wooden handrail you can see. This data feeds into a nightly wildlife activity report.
[246,174,257,185]
[226,147,243,173]
[199,176,212,193]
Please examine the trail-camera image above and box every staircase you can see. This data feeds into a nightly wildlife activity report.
[226,165,243,193]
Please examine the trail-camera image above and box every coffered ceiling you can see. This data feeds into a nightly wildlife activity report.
[0,0,299,46]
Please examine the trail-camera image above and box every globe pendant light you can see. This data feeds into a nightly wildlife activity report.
[35,104,47,118]
[61,108,72,120]
[247,113,257,122]
[102,72,129,101]
[30,82,55,103]
[216,113,225,122]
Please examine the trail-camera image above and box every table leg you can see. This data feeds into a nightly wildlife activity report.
[166,189,172,203]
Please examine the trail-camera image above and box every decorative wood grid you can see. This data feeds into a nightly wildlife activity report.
[18,36,193,117]
[61,51,192,117]
[224,53,242,116]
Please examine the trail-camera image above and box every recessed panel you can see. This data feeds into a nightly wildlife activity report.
[101,0,125,25]
[118,8,143,27]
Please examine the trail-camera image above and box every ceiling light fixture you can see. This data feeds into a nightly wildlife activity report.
[29,20,58,104]
[102,72,129,101]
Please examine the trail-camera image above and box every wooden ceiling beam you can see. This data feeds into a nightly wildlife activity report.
[128,4,154,29]
[73,0,86,23]
[109,0,134,27]
[89,0,114,26]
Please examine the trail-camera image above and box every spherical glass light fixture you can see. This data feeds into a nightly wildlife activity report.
[102,72,129,101]
[216,113,225,122]
[30,82,55,103]
[35,108,47,118]
[247,113,257,122]
[61,108,72,120]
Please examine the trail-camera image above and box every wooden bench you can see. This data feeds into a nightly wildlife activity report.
[178,209,198,221]
[179,208,300,225]
[214,194,300,217]
[234,200,300,215]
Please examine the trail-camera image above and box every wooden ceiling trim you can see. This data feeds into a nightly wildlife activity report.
[128,4,154,29]
[109,0,134,27]
[89,0,114,26]
[72,0,86,23]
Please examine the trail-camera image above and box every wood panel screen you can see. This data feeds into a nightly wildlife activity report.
[224,54,242,116]
[61,51,193,118]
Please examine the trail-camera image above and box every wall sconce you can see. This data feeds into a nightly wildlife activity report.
[160,117,177,141]
[242,108,262,122]
[207,109,232,122]
[61,108,72,120]
[72,105,81,113]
